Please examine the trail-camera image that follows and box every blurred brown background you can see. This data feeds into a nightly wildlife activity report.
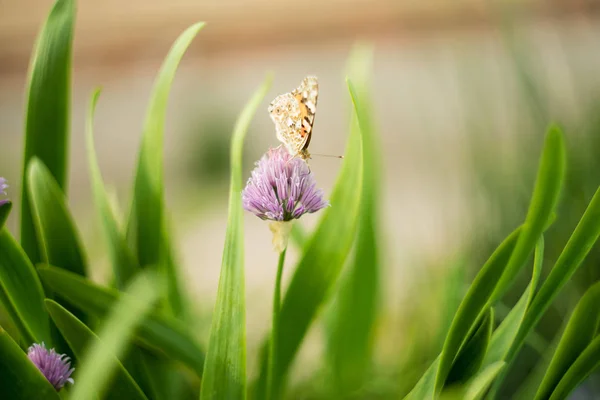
[2,0,600,390]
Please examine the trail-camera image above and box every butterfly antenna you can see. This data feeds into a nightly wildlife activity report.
[310,153,344,159]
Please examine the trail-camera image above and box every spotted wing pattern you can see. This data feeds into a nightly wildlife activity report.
[268,76,319,159]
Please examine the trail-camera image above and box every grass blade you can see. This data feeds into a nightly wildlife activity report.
[0,229,51,345]
[127,22,203,267]
[464,362,506,400]
[0,202,12,229]
[489,124,565,303]
[0,327,60,400]
[86,89,138,288]
[548,336,600,400]
[37,265,205,375]
[20,0,75,262]
[445,308,493,386]
[436,125,565,393]
[200,74,272,400]
[327,44,380,395]
[289,224,308,250]
[431,226,520,398]
[46,300,148,400]
[483,237,544,368]
[535,281,600,399]
[404,358,439,400]
[68,271,159,400]
[27,158,87,278]
[495,184,600,393]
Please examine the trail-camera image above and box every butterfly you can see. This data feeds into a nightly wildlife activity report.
[268,76,319,160]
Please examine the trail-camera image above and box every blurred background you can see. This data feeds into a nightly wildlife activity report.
[1,0,600,398]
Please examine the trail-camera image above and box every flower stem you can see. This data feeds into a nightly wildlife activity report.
[267,248,287,400]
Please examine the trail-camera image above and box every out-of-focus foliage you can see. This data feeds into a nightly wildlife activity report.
[0,0,599,399]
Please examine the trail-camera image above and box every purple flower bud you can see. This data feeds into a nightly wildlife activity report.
[0,177,8,207]
[27,343,74,391]
[242,147,329,221]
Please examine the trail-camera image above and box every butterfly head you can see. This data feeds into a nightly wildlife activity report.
[268,93,301,129]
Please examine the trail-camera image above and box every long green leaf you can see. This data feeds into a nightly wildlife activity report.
[436,125,565,393]
[46,300,148,400]
[464,362,506,400]
[0,202,11,229]
[535,281,600,399]
[404,358,439,400]
[0,229,51,345]
[445,308,493,386]
[200,74,272,400]
[0,327,60,400]
[127,22,204,268]
[37,265,205,375]
[431,226,520,397]
[483,237,544,368]
[69,271,159,400]
[548,335,600,400]
[256,77,364,397]
[27,158,87,278]
[327,43,380,395]
[289,223,308,250]
[86,89,138,288]
[489,124,565,303]
[20,0,75,262]
[497,184,600,392]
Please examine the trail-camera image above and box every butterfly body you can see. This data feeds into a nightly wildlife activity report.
[269,76,318,160]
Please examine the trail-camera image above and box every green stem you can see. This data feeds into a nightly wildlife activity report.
[267,248,287,400]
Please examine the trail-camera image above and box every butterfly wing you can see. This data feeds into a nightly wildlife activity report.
[293,76,319,156]
[269,76,318,159]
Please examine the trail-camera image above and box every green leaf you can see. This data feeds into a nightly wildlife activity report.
[200,74,272,400]
[463,362,506,400]
[445,308,494,386]
[436,125,565,393]
[127,22,204,268]
[256,77,364,397]
[68,271,159,400]
[404,358,439,400]
[432,226,520,397]
[548,335,600,400]
[86,89,175,396]
[20,0,75,263]
[489,124,565,303]
[483,237,544,368]
[37,265,205,375]
[0,202,12,229]
[289,223,308,250]
[497,183,600,391]
[126,22,204,324]
[45,300,148,400]
[86,89,138,289]
[406,324,504,400]
[0,327,60,400]
[0,229,51,345]
[160,221,189,320]
[27,158,87,278]
[535,281,600,399]
[327,43,380,395]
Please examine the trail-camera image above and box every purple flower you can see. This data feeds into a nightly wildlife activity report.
[242,147,329,221]
[0,177,8,207]
[27,343,74,391]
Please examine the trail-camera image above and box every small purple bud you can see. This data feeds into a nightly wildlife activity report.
[0,177,9,207]
[27,343,74,391]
